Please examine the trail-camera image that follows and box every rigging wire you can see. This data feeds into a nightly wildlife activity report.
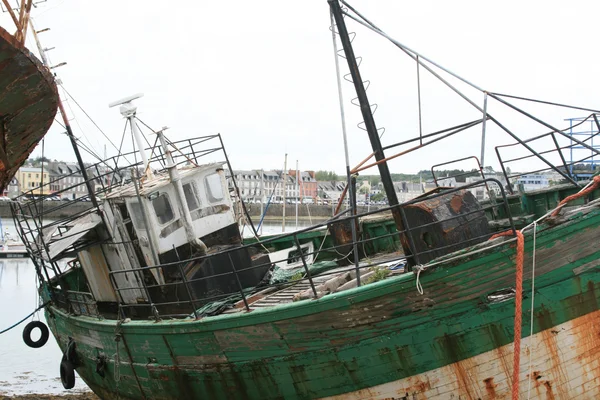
[59,86,102,160]
[60,85,125,154]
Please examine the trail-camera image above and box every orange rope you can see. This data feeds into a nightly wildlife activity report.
[489,230,524,400]
[551,175,600,217]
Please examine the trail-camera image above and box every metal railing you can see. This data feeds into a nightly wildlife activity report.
[100,179,515,319]
[496,113,600,194]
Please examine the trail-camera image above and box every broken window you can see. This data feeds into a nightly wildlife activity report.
[152,193,174,224]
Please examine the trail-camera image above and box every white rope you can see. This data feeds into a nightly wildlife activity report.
[414,265,424,295]
[525,221,538,400]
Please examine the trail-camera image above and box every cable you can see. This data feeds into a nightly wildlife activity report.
[60,85,123,154]
[0,301,50,334]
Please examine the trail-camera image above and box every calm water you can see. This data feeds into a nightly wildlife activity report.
[0,258,90,396]
[0,221,313,396]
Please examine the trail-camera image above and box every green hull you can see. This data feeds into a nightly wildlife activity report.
[44,201,600,399]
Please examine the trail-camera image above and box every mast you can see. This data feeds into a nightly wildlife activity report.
[295,160,299,229]
[282,153,287,232]
[29,19,100,209]
[328,0,413,263]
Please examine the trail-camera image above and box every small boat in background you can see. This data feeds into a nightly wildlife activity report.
[0,231,28,258]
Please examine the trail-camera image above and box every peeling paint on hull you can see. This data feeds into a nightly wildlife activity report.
[45,204,600,399]
[322,309,600,399]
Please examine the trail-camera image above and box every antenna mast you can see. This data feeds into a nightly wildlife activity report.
[109,94,154,180]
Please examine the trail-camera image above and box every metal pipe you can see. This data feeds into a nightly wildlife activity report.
[129,116,153,179]
[228,254,249,311]
[294,236,318,298]
[481,93,488,168]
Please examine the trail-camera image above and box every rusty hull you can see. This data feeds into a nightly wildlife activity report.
[0,26,58,193]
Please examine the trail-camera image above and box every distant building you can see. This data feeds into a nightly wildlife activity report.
[317,181,346,204]
[15,167,50,196]
[393,181,424,203]
[46,162,86,199]
[289,170,317,200]
[516,173,552,192]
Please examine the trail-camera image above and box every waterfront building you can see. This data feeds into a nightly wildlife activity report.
[15,166,50,196]
[46,162,86,199]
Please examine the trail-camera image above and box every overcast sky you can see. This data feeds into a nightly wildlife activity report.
[4,0,600,176]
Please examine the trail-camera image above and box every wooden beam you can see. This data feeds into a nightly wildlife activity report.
[19,0,33,42]
[1,0,21,35]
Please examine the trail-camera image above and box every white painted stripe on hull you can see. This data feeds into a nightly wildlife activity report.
[321,309,600,400]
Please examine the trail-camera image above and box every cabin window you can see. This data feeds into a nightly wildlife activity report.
[205,173,224,202]
[129,202,145,228]
[152,193,174,224]
[183,182,200,211]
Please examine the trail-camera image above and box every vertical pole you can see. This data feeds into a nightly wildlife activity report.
[282,154,287,233]
[295,160,299,230]
[128,117,153,179]
[349,174,361,286]
[294,235,318,298]
[30,20,100,210]
[569,119,574,177]
[228,253,249,311]
[329,0,414,266]
[260,169,264,236]
[416,55,423,146]
[480,92,488,169]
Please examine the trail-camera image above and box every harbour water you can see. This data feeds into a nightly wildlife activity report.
[0,258,91,396]
[0,220,314,396]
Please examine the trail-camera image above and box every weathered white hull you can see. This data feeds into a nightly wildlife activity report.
[323,309,600,400]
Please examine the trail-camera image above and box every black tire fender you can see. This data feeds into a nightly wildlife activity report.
[60,358,76,389]
[22,321,49,348]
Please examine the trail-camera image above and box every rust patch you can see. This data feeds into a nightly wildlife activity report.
[483,377,497,398]
[539,328,569,394]
[543,380,555,400]
[450,195,463,213]
[398,376,432,399]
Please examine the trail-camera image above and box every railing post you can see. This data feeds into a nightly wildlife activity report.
[189,139,198,164]
[176,262,199,319]
[398,206,420,267]
[228,253,250,311]
[293,235,318,298]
